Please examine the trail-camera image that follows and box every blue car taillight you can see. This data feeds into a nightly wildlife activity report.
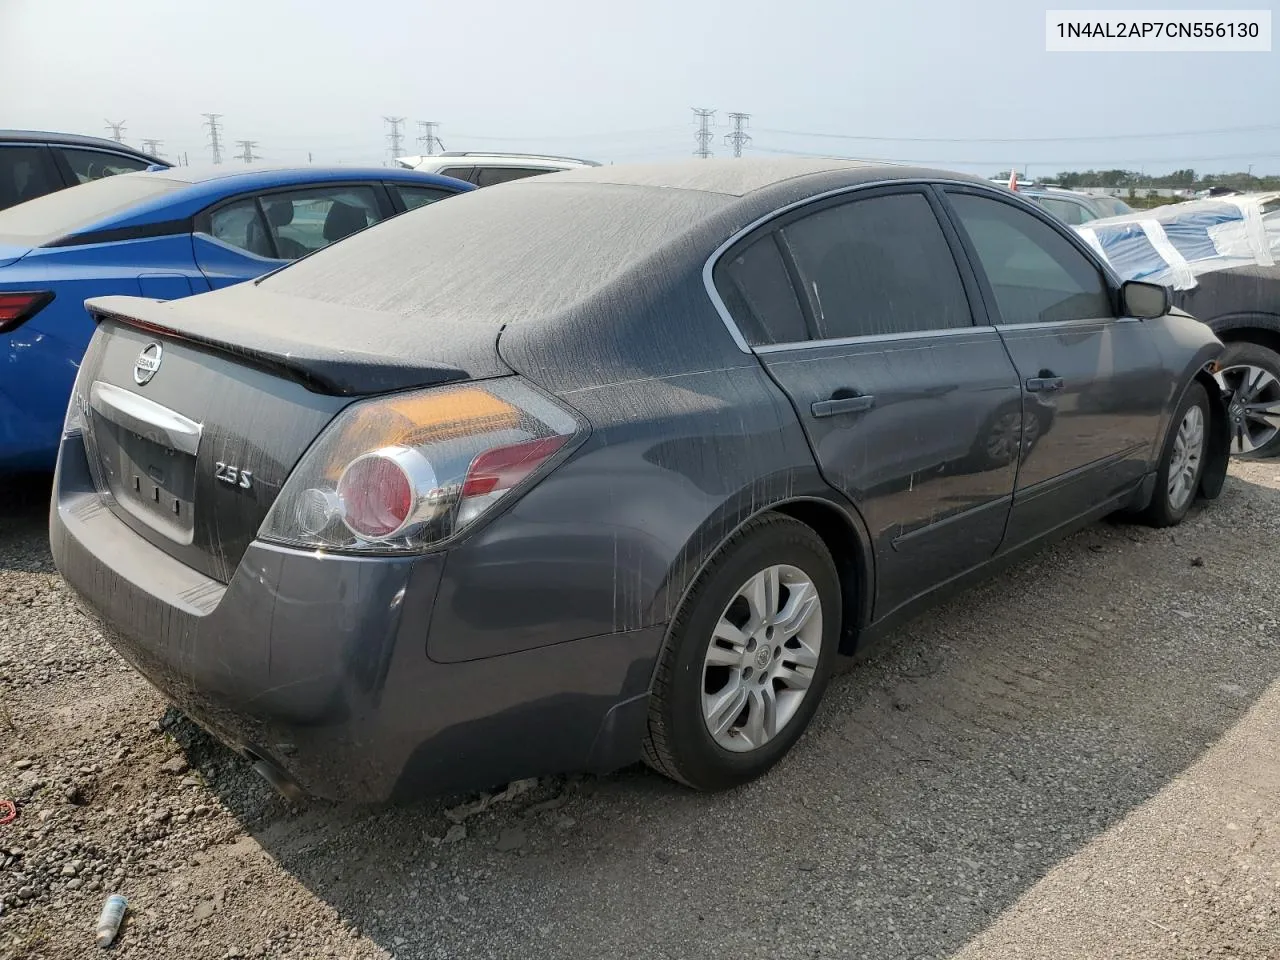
[0,290,54,333]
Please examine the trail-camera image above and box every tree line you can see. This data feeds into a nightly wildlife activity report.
[994,169,1280,191]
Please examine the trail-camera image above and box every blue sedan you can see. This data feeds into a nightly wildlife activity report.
[0,165,472,471]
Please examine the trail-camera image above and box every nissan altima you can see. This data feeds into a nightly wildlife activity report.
[51,159,1230,803]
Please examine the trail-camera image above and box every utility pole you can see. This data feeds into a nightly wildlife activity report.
[384,116,406,161]
[235,140,260,164]
[141,139,163,158]
[692,108,716,159]
[104,120,127,143]
[724,112,751,158]
[202,113,224,164]
[417,121,444,155]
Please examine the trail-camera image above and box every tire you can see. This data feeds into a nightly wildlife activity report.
[1214,340,1280,460]
[1140,380,1211,528]
[642,512,841,791]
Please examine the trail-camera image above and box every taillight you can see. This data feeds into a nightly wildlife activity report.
[258,377,584,554]
[0,291,54,333]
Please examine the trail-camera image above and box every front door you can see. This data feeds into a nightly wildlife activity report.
[713,187,1022,618]
[941,188,1169,549]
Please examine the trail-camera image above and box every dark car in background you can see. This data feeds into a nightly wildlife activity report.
[1079,192,1280,457]
[52,159,1228,804]
[0,130,170,211]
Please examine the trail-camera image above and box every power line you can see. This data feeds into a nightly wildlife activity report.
[446,126,685,143]
[384,116,406,161]
[725,112,751,158]
[754,121,1280,145]
[104,120,126,143]
[417,121,444,156]
[235,140,261,164]
[202,113,224,164]
[692,108,716,159]
[140,139,164,159]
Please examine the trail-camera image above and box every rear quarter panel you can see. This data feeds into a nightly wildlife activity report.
[0,236,204,469]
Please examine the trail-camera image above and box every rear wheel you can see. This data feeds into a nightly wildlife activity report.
[1214,341,1280,459]
[643,513,840,791]
[1141,381,1210,528]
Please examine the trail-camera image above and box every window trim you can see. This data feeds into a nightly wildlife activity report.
[703,177,1125,354]
[710,182,990,350]
[934,185,1121,327]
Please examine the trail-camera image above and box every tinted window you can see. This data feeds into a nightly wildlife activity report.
[436,167,474,183]
[209,198,274,259]
[474,167,554,187]
[259,186,381,258]
[391,185,452,211]
[1035,196,1093,225]
[948,192,1113,325]
[59,148,152,184]
[0,145,63,212]
[0,172,186,245]
[716,234,808,345]
[780,192,971,339]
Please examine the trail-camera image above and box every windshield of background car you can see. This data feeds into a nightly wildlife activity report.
[1092,196,1134,217]
[259,181,730,324]
[0,172,188,246]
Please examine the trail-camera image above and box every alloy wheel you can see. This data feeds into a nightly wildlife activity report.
[1167,403,1205,512]
[1214,364,1280,455]
[701,564,824,753]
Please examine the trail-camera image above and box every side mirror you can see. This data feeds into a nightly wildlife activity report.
[1120,279,1170,320]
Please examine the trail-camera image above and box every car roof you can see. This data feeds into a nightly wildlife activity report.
[0,129,169,165]
[404,153,597,170]
[522,157,992,198]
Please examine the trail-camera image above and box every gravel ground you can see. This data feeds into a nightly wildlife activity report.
[2,461,1279,960]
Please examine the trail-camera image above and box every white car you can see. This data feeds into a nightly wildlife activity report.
[395,152,599,187]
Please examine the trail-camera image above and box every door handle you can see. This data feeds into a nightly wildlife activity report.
[1026,377,1064,393]
[811,394,876,418]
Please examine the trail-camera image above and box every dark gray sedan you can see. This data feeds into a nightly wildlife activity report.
[51,159,1230,802]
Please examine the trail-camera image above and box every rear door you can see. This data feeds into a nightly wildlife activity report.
[940,188,1169,549]
[714,186,1023,618]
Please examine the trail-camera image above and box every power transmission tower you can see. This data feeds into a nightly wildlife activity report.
[725,112,751,158]
[417,121,444,155]
[141,139,164,158]
[202,113,224,164]
[692,108,716,159]
[235,140,261,164]
[384,116,406,160]
[104,120,127,143]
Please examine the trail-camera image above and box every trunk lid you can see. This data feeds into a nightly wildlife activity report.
[78,289,512,581]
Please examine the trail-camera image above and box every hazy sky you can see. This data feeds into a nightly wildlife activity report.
[3,0,1277,176]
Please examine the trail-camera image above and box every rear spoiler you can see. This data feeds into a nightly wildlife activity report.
[85,295,473,397]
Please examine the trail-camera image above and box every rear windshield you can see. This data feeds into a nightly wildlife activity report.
[259,180,729,324]
[0,173,188,246]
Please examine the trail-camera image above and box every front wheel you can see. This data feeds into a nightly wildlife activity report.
[1141,380,1211,528]
[642,513,840,791]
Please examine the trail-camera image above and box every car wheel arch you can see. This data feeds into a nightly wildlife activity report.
[1208,314,1280,356]
[647,488,874,687]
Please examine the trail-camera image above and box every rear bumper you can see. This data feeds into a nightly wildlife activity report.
[50,435,660,803]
